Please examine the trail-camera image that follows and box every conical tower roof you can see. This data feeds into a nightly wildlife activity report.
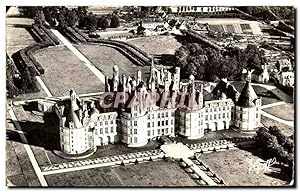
[66,90,82,128]
[236,81,258,107]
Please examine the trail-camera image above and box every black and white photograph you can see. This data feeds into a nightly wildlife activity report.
[4,3,296,188]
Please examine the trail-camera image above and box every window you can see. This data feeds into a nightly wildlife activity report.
[99,122,103,126]
[166,129,168,134]
[158,121,160,126]
[210,115,212,120]
[219,113,221,119]
[148,122,151,128]
[134,121,137,126]
[214,108,217,112]
[134,129,137,134]
[158,129,161,135]
[148,114,150,119]
[206,108,208,112]
[134,137,137,143]
[152,130,155,135]
[134,113,137,116]
[205,115,208,120]
[171,112,175,117]
[166,112,168,117]
[111,127,114,133]
[100,128,103,134]
[171,119,173,125]
[162,113,164,118]
[162,121,165,126]
[198,121,201,126]
[152,122,154,127]
[166,120,168,125]
[152,114,154,119]
[158,113,160,118]
[148,130,151,136]
[214,114,216,119]
[223,113,225,118]
[105,121,108,125]
[105,128,108,133]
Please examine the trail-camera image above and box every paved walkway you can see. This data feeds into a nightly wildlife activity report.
[41,150,164,175]
[35,76,53,97]
[261,101,286,109]
[50,29,105,83]
[8,107,48,186]
[161,143,217,185]
[261,110,294,127]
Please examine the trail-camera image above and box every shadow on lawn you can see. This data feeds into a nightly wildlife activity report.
[238,145,293,184]
[7,111,60,151]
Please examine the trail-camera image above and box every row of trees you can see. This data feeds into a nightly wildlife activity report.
[239,6,295,21]
[174,42,265,81]
[20,6,120,32]
[6,55,40,98]
[256,126,294,178]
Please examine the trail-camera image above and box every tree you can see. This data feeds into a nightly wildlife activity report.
[19,6,39,18]
[57,13,66,28]
[86,15,98,33]
[97,16,110,30]
[110,15,120,28]
[34,10,46,26]
[66,10,78,27]
[77,6,88,15]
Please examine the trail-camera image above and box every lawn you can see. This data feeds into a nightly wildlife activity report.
[6,17,36,57]
[261,116,294,137]
[75,44,151,81]
[44,159,199,186]
[126,35,182,55]
[200,148,289,186]
[262,103,294,121]
[33,46,104,96]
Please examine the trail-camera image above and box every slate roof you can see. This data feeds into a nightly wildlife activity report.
[236,81,258,107]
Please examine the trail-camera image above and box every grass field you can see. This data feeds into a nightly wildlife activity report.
[262,103,294,121]
[33,46,104,96]
[261,116,294,137]
[75,44,151,80]
[200,148,289,186]
[127,35,182,55]
[45,159,199,186]
[6,17,36,57]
